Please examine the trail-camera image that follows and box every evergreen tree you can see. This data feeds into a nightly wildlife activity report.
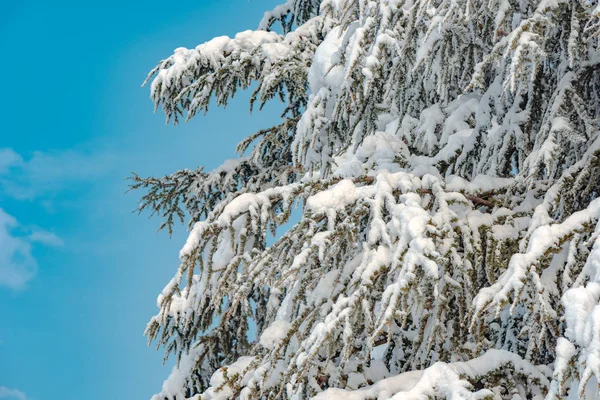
[132,0,600,398]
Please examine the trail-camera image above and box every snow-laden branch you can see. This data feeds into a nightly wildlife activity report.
[473,197,600,317]
[144,18,324,124]
[135,0,600,398]
[313,349,549,400]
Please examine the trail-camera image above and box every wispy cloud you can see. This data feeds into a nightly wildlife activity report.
[0,208,62,290]
[0,147,115,200]
[0,147,109,289]
[0,386,27,400]
[0,149,23,174]
[28,230,64,247]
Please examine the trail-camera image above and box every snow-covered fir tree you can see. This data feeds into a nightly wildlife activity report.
[132,0,600,398]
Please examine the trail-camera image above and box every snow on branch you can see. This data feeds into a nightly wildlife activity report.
[314,349,549,400]
[259,0,323,33]
[135,0,600,398]
[144,20,323,124]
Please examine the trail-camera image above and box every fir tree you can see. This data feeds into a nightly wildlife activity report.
[132,0,600,398]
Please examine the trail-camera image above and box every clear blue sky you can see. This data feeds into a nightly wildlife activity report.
[0,1,281,399]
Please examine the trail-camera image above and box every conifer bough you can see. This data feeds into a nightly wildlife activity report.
[132,0,600,398]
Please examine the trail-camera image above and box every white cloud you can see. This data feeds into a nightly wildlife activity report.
[0,209,36,289]
[0,147,115,199]
[0,208,61,290]
[28,229,64,247]
[0,387,26,400]
[0,148,99,288]
[0,149,23,174]
[0,147,97,289]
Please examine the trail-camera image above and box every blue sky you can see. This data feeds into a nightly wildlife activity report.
[0,1,281,399]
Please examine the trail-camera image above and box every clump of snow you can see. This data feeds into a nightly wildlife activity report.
[151,346,204,400]
[260,320,292,350]
[203,357,255,400]
[307,26,345,94]
[307,179,357,214]
[334,132,409,177]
